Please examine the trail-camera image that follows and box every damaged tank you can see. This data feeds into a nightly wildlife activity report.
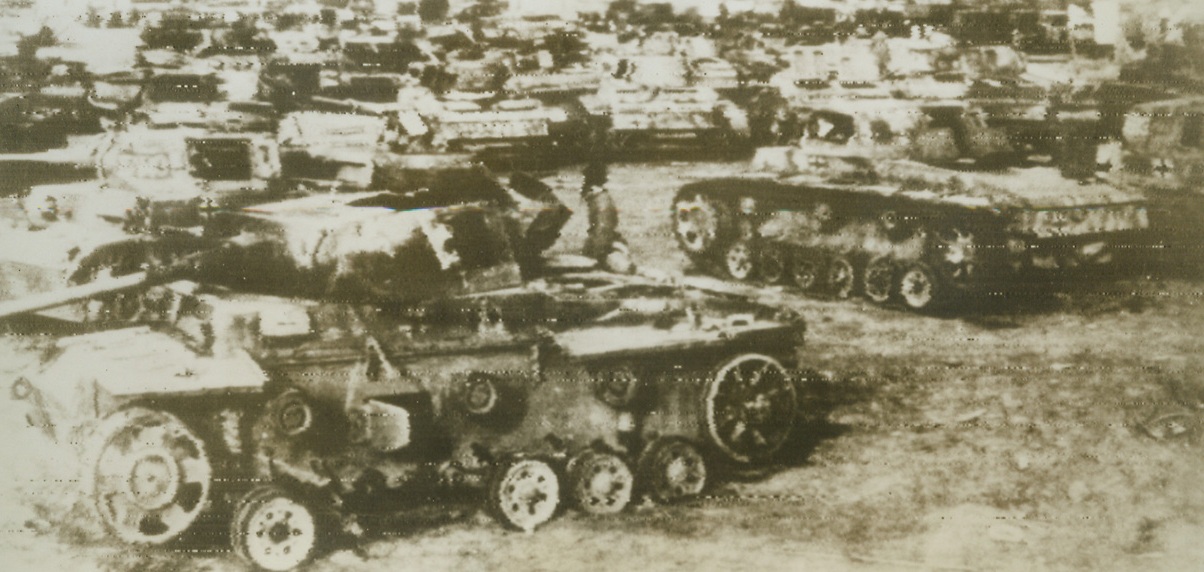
[0,60,107,195]
[1117,96,1204,277]
[671,138,1151,311]
[393,95,583,167]
[578,84,751,156]
[5,171,806,571]
[0,121,281,315]
[1119,96,1204,193]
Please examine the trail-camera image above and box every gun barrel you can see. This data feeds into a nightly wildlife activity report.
[0,272,149,319]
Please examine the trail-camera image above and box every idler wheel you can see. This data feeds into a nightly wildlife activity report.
[704,354,796,464]
[672,193,732,260]
[931,227,977,286]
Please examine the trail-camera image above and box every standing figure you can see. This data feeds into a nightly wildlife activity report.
[581,162,634,274]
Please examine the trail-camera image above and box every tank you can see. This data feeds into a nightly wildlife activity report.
[505,65,605,100]
[578,84,750,155]
[133,64,272,131]
[19,124,282,232]
[1119,96,1204,193]
[394,95,582,167]
[0,121,282,317]
[5,179,805,571]
[276,110,385,189]
[671,141,1151,312]
[762,40,1152,178]
[1117,96,1204,278]
[0,62,106,195]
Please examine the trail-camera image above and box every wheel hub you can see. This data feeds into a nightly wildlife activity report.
[744,393,773,424]
[665,456,693,485]
[586,466,620,496]
[245,497,316,570]
[511,471,550,509]
[498,461,558,530]
[125,450,180,510]
[792,259,819,289]
[725,242,754,280]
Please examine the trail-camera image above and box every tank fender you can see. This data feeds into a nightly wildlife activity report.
[21,327,266,439]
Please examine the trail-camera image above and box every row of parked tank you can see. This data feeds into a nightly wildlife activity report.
[0,3,1202,570]
[5,1,1201,313]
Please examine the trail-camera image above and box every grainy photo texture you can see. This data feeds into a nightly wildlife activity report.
[1,0,1202,570]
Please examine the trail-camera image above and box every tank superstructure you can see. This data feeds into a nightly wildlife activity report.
[393,95,580,166]
[579,84,750,155]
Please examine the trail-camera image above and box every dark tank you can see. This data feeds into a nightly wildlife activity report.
[5,174,806,571]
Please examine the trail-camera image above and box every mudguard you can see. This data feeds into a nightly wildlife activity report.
[13,326,265,441]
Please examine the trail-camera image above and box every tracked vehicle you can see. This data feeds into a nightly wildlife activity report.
[7,174,805,570]
[1117,96,1204,277]
[672,143,1151,312]
[579,85,750,156]
[393,95,582,167]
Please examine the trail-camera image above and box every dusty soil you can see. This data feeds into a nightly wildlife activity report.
[2,160,1203,571]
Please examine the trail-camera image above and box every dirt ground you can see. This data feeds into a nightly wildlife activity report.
[2,160,1203,571]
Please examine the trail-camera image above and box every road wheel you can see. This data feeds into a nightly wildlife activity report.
[825,255,855,299]
[86,407,212,545]
[488,458,561,532]
[864,256,896,304]
[567,450,633,515]
[723,240,756,281]
[757,244,787,284]
[898,261,943,311]
[637,438,707,503]
[931,227,977,287]
[704,354,796,464]
[789,249,825,292]
[672,192,732,260]
[231,486,318,572]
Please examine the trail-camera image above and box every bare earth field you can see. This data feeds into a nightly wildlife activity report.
[1,161,1203,571]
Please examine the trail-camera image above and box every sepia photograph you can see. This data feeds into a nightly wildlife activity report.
[0,0,1202,569]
